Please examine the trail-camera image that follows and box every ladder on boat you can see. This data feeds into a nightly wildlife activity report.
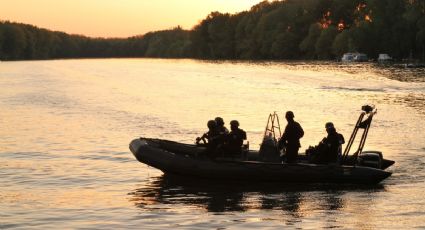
[263,112,282,151]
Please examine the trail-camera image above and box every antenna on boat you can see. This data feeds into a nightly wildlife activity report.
[342,105,377,164]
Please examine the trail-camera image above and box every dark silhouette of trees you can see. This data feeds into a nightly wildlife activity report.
[0,21,191,60]
[1,0,425,61]
[1,23,27,59]
[316,26,338,59]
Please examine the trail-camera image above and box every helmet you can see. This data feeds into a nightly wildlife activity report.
[325,122,334,129]
[285,111,294,119]
[230,120,239,127]
[214,117,224,126]
[207,120,217,129]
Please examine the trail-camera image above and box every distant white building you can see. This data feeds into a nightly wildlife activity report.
[341,53,368,62]
[378,53,392,63]
[341,53,354,62]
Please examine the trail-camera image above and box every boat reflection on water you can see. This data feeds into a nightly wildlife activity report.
[129,174,385,214]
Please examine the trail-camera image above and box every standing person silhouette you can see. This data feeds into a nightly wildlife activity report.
[278,111,304,163]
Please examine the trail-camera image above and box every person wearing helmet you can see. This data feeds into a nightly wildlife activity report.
[196,120,220,145]
[319,122,345,163]
[215,117,229,135]
[278,111,304,163]
[196,120,221,158]
[214,117,229,149]
[225,120,247,155]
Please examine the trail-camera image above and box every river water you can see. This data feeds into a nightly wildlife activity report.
[1,59,424,229]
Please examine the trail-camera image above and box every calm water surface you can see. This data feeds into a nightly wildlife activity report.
[1,59,425,229]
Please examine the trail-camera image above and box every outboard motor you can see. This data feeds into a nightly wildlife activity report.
[357,151,383,169]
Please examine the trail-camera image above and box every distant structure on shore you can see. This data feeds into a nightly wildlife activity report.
[377,54,393,63]
[341,53,368,63]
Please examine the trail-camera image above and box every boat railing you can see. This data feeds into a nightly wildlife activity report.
[342,105,377,164]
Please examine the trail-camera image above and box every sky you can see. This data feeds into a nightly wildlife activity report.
[0,0,264,38]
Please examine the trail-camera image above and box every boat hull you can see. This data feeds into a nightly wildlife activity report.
[130,138,392,184]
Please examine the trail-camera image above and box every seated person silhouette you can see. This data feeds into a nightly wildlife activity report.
[196,120,221,158]
[224,120,247,156]
[308,122,345,164]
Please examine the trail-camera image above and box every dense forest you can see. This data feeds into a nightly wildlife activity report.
[1,0,425,61]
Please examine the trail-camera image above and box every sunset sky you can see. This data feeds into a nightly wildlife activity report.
[0,0,264,38]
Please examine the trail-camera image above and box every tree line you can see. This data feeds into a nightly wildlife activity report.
[1,0,425,61]
[0,22,191,60]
